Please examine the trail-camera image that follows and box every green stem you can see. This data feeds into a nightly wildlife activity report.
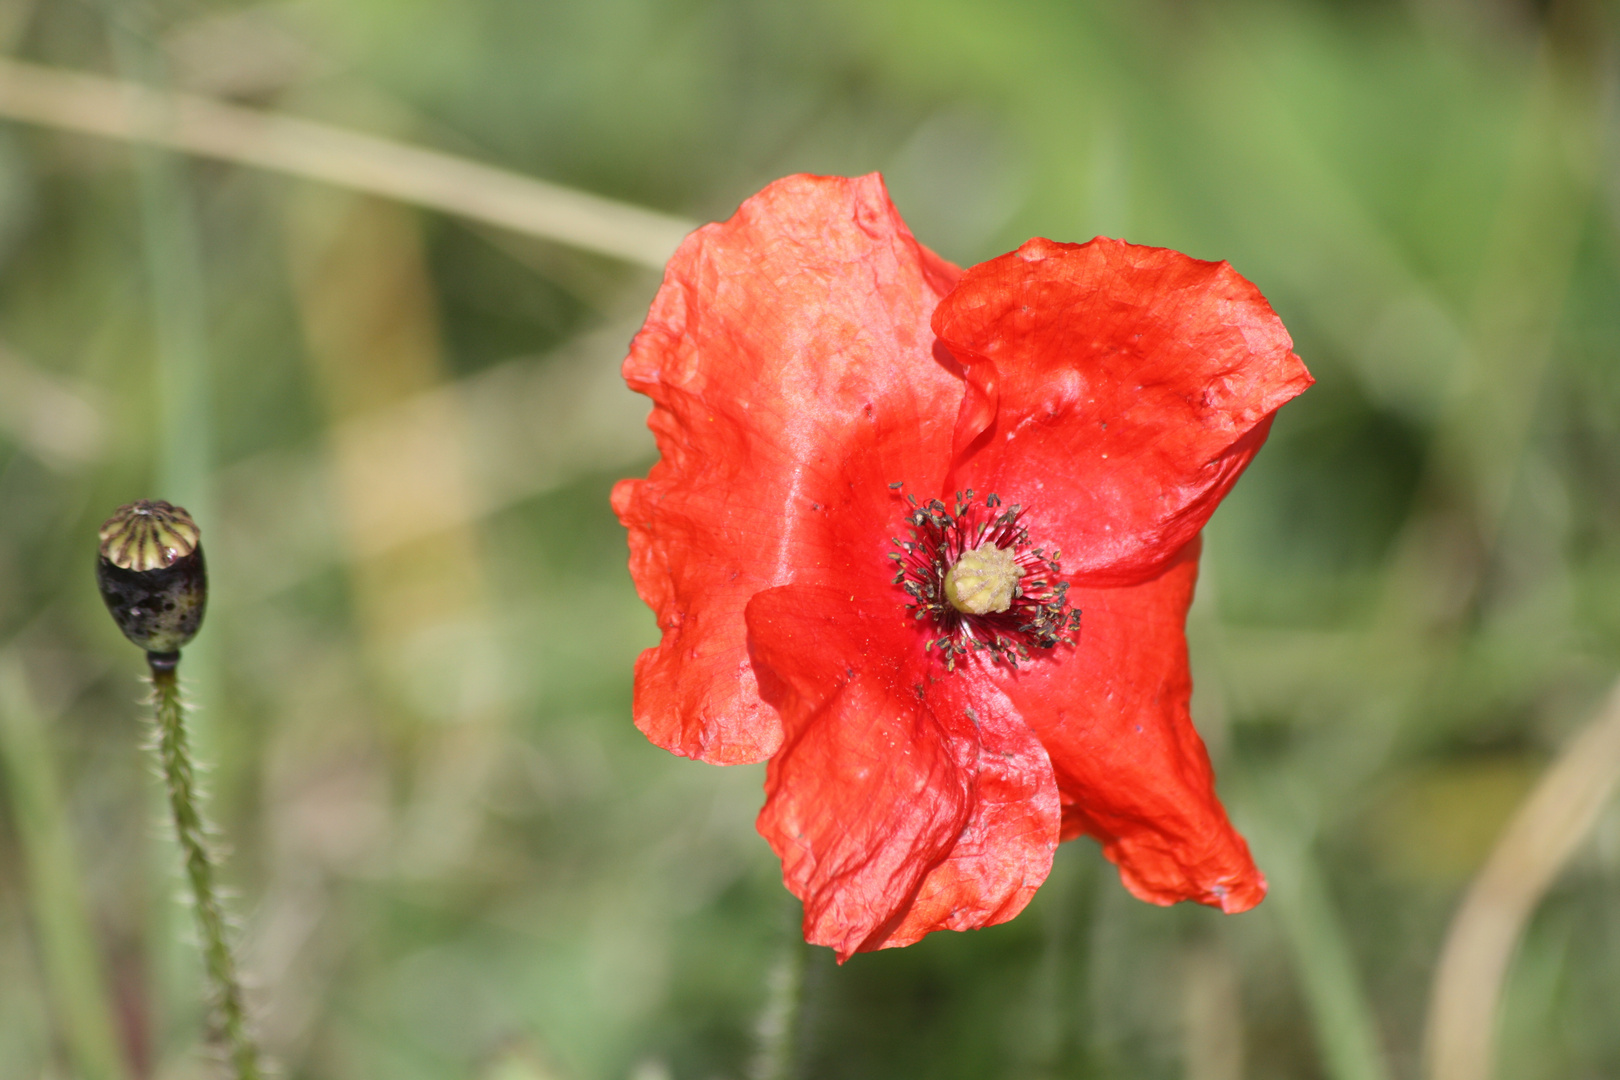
[148,657,261,1080]
[750,914,809,1080]
[0,653,130,1080]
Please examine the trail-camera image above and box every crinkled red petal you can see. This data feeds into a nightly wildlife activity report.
[1001,539,1265,912]
[614,173,963,764]
[747,584,1060,961]
[933,237,1313,587]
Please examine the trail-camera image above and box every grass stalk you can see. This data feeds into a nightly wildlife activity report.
[0,652,130,1080]
[0,58,693,268]
[1424,678,1620,1080]
[99,13,229,1056]
[1244,792,1391,1080]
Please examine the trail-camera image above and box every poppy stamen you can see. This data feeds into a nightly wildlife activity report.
[889,488,1081,670]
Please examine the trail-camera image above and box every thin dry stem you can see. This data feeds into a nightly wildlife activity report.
[0,58,694,269]
[1424,678,1620,1080]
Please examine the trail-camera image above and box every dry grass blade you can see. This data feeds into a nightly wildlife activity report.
[1424,680,1620,1080]
[0,58,695,268]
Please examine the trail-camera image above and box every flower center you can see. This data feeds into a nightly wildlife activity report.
[889,487,1081,671]
[944,544,1022,614]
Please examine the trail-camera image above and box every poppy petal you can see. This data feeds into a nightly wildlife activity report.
[614,173,963,764]
[1003,540,1265,912]
[747,584,1060,960]
[933,238,1312,586]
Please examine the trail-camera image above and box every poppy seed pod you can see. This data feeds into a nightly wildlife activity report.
[96,500,207,659]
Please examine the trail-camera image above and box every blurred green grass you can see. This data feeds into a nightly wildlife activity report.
[0,0,1618,1078]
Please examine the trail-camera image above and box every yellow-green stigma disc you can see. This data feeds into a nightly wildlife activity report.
[98,500,200,572]
[943,543,1023,615]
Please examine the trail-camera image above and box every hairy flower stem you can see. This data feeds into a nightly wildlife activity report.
[750,914,809,1080]
[147,656,261,1080]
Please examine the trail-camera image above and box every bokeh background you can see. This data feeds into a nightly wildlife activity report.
[0,0,1618,1077]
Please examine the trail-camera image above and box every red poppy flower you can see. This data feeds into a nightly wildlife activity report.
[612,173,1312,960]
